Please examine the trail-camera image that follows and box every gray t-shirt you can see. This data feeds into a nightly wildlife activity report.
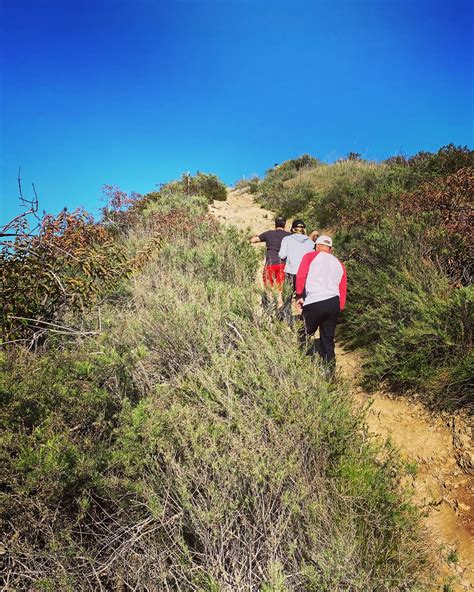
[259,229,291,265]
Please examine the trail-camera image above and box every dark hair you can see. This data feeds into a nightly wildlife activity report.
[291,219,306,230]
[275,217,286,228]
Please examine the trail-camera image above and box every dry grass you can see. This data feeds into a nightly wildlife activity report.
[285,160,385,193]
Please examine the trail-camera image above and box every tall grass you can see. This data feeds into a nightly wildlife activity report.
[1,193,430,589]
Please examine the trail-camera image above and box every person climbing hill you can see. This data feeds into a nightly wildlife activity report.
[250,217,290,307]
[278,219,315,322]
[278,219,315,290]
[295,235,347,371]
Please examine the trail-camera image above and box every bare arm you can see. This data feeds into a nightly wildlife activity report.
[250,235,261,244]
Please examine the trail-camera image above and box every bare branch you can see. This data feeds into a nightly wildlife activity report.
[8,316,100,336]
[1,168,40,237]
[17,165,23,199]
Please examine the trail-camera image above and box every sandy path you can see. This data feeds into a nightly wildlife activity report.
[210,187,474,591]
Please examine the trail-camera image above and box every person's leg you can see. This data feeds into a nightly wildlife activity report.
[284,273,295,292]
[299,302,323,352]
[263,265,286,313]
[289,273,304,320]
[288,274,296,298]
[318,297,340,364]
[274,264,285,308]
[280,273,295,323]
[262,265,271,289]
[262,265,277,312]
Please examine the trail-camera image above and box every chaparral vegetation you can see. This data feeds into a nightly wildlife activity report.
[3,151,465,588]
[255,145,473,413]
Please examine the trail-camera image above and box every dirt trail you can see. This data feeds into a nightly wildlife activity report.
[210,187,474,591]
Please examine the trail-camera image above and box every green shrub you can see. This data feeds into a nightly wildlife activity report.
[234,175,260,193]
[161,171,227,202]
[257,149,473,411]
[1,195,430,589]
[258,154,321,212]
[247,176,260,193]
[0,209,128,345]
[104,326,426,590]
[268,154,321,180]
[385,143,474,180]
[333,225,473,410]
[400,167,473,285]
[265,180,317,219]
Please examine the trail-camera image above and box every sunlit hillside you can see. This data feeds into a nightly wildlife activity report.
[3,148,474,587]
[254,145,473,413]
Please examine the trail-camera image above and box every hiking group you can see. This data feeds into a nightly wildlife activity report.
[250,217,347,374]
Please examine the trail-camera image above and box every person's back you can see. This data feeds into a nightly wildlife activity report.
[296,235,347,370]
[259,228,291,266]
[279,232,315,275]
[303,250,344,305]
[250,217,290,305]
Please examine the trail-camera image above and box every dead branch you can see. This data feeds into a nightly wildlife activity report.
[0,168,40,237]
[8,316,100,336]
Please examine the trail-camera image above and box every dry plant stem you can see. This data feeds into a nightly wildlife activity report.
[225,321,245,342]
[8,316,99,335]
[0,167,40,236]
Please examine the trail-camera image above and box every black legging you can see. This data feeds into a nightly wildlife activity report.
[299,296,340,364]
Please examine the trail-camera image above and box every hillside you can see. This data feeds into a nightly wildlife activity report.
[211,186,474,591]
[0,160,471,590]
[254,147,473,414]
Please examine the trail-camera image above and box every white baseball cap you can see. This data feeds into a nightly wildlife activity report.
[315,235,333,247]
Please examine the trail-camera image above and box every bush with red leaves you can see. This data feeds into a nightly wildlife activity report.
[1,208,127,345]
[400,167,473,285]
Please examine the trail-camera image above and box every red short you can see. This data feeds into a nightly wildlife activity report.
[263,263,285,288]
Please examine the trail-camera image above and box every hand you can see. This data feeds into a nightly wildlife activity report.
[296,298,304,311]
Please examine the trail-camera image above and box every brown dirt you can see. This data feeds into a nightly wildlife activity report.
[210,187,474,591]
[338,348,474,591]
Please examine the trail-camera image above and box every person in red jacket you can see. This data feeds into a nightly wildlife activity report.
[295,235,347,369]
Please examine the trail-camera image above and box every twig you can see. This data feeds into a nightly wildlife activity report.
[8,316,99,336]
[0,168,40,236]
[225,321,245,342]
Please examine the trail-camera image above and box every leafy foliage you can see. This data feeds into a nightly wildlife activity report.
[400,167,473,285]
[258,154,321,215]
[100,184,143,232]
[1,209,127,345]
[385,143,474,180]
[1,191,430,589]
[161,171,227,202]
[269,153,321,179]
[234,175,260,193]
[0,177,223,348]
[337,227,473,410]
[256,146,474,411]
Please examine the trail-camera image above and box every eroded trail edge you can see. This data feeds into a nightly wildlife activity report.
[210,187,474,591]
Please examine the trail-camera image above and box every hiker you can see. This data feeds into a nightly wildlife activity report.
[278,219,315,322]
[295,235,347,371]
[250,217,290,307]
[278,219,315,291]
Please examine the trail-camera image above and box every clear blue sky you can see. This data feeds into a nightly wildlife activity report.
[1,0,472,224]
